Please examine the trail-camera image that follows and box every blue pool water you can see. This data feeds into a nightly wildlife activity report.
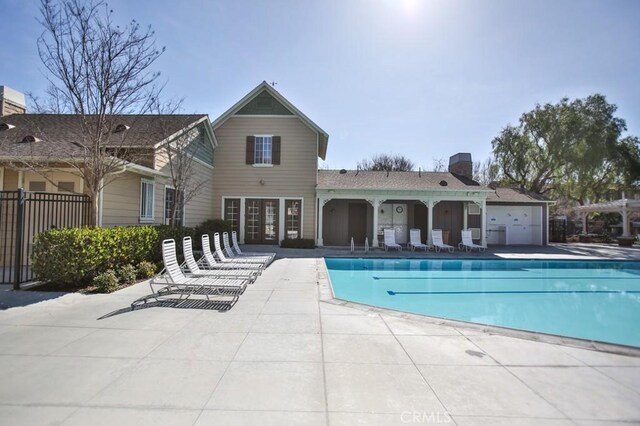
[325,258,640,347]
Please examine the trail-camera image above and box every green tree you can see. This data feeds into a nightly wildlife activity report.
[491,94,640,204]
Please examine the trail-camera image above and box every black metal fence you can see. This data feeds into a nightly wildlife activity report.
[0,189,91,288]
[549,218,567,243]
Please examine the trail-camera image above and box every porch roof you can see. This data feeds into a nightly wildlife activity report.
[318,169,492,192]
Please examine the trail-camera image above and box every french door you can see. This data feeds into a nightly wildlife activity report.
[245,199,279,244]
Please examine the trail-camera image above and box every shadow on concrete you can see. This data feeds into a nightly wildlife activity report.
[0,285,68,310]
[98,293,238,320]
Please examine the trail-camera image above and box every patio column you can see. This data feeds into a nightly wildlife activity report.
[582,212,588,234]
[480,199,487,247]
[317,198,326,246]
[369,198,385,248]
[463,202,468,230]
[622,203,630,237]
[422,199,434,245]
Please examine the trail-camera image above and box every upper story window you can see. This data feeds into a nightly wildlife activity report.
[246,135,281,166]
[255,136,272,165]
[140,178,155,222]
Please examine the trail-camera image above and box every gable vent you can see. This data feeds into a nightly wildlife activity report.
[439,180,448,187]
[0,123,15,131]
[113,124,130,133]
[22,135,40,143]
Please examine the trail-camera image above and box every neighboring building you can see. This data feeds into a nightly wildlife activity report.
[0,86,216,227]
[210,81,329,244]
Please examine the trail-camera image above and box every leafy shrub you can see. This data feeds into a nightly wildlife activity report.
[280,238,315,249]
[32,226,158,285]
[117,264,137,285]
[137,261,157,279]
[93,270,119,293]
[194,219,233,250]
[153,225,195,264]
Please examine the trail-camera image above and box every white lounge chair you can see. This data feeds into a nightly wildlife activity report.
[459,229,486,252]
[150,239,244,299]
[223,232,273,265]
[213,233,267,269]
[408,228,429,251]
[201,235,263,273]
[182,237,257,286]
[232,231,276,264]
[383,228,402,251]
[431,229,455,253]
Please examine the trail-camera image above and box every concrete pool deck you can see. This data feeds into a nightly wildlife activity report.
[0,244,639,425]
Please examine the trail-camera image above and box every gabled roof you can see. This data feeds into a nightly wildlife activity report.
[318,170,492,192]
[486,187,553,203]
[211,81,329,160]
[0,114,212,158]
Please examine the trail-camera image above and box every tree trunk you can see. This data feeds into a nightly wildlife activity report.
[90,190,99,227]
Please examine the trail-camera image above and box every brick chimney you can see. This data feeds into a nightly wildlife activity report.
[448,152,473,179]
[0,86,26,116]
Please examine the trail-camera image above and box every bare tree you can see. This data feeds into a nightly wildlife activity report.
[358,154,415,171]
[153,102,208,226]
[431,157,446,172]
[473,157,500,185]
[18,0,165,225]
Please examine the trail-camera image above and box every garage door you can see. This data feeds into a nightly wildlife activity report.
[487,205,543,245]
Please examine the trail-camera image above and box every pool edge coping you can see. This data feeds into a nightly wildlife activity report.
[317,257,640,357]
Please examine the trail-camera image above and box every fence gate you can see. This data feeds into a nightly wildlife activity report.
[0,189,91,289]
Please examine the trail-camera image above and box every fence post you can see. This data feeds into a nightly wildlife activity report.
[13,188,25,290]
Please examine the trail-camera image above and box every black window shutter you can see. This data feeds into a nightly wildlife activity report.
[246,136,255,164]
[272,136,281,165]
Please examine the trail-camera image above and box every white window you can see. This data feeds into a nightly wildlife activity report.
[254,135,272,165]
[140,179,155,222]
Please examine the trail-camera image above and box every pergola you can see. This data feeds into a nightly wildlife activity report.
[576,198,640,237]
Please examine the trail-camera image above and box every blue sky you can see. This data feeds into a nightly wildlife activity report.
[2,0,639,169]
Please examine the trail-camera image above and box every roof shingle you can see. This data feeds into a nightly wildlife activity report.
[0,114,206,158]
[317,169,490,191]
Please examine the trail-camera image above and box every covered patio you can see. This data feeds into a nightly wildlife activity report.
[316,170,493,248]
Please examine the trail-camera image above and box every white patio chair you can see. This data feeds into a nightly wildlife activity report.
[213,233,267,268]
[459,229,486,252]
[431,229,455,253]
[201,235,263,273]
[183,237,257,286]
[232,231,276,264]
[224,232,273,265]
[408,228,428,251]
[149,239,243,300]
[383,228,402,251]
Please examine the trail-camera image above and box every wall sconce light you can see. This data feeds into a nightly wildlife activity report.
[259,179,265,186]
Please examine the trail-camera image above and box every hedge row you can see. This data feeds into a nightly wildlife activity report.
[31,219,246,287]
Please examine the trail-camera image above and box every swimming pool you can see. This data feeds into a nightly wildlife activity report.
[325,258,640,347]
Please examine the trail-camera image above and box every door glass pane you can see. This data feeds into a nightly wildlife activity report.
[263,200,277,241]
[246,200,260,241]
[224,199,240,235]
[285,200,300,239]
